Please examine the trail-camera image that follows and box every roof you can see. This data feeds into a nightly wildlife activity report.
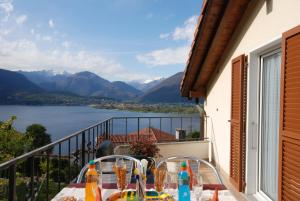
[180,0,250,99]
[97,127,176,147]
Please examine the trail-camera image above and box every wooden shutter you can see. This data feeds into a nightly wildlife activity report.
[230,54,247,192]
[278,25,300,200]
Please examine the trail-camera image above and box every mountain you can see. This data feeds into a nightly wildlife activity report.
[138,72,191,103]
[112,81,142,96]
[18,70,55,84]
[0,69,42,99]
[128,78,164,92]
[21,71,142,101]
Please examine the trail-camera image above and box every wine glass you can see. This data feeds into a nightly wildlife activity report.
[113,159,127,199]
[192,173,203,201]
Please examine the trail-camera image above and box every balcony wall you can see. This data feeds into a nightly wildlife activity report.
[114,140,209,160]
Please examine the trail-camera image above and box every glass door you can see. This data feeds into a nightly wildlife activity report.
[258,49,281,201]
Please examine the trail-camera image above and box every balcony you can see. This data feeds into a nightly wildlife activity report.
[0,116,212,201]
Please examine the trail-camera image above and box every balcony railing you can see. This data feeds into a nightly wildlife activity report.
[0,116,201,201]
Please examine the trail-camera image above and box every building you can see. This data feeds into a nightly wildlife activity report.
[97,127,176,147]
[181,0,300,200]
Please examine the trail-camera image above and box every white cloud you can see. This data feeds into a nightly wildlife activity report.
[30,29,35,35]
[136,46,189,66]
[0,0,13,15]
[15,14,27,25]
[42,35,52,42]
[62,41,71,48]
[159,33,170,39]
[137,15,197,66]
[172,15,197,41]
[0,38,145,80]
[48,19,54,28]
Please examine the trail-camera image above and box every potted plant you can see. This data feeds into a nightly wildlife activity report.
[129,139,160,158]
[129,140,160,183]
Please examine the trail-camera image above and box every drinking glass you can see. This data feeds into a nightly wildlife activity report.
[113,159,127,199]
[153,167,167,193]
[192,174,203,201]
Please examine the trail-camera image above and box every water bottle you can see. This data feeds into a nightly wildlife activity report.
[178,161,190,201]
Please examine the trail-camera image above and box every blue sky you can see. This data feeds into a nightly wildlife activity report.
[0,0,202,82]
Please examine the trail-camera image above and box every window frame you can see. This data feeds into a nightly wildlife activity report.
[257,49,281,201]
[245,36,281,200]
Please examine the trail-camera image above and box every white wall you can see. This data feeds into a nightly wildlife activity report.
[114,140,209,160]
[156,140,209,159]
[205,0,300,176]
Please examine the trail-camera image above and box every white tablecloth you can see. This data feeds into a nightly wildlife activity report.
[52,187,237,201]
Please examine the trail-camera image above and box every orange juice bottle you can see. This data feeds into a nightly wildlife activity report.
[85,160,102,201]
[186,160,193,190]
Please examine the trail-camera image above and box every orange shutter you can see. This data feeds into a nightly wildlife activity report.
[278,25,300,200]
[230,54,247,192]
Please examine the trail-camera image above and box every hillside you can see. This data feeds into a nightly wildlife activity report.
[0,69,42,99]
[127,78,164,92]
[21,71,142,101]
[138,72,191,103]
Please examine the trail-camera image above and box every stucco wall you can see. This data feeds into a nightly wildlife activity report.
[156,140,209,159]
[205,0,300,175]
[114,140,209,160]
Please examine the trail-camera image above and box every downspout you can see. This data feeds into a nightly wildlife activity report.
[195,101,212,163]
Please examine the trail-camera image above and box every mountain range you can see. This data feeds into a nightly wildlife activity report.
[0,68,191,104]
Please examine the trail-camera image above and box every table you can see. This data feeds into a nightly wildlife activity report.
[52,183,237,201]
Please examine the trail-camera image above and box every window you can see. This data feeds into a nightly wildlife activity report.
[258,50,281,201]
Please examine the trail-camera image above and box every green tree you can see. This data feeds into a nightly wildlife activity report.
[25,124,51,150]
[0,116,32,163]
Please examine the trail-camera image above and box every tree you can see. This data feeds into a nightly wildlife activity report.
[25,124,51,150]
[0,116,32,163]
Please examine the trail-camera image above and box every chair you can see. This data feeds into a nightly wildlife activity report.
[76,155,143,184]
[156,156,223,186]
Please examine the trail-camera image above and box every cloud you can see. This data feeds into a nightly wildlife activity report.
[137,15,197,66]
[15,14,27,25]
[0,0,13,15]
[136,46,189,66]
[0,38,148,81]
[62,41,71,48]
[159,33,170,39]
[172,15,197,41]
[48,19,54,28]
[42,35,52,42]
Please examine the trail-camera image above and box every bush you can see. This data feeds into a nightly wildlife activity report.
[129,140,159,157]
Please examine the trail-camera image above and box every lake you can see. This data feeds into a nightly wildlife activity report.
[0,105,200,142]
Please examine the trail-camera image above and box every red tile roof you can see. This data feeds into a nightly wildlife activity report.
[97,127,176,147]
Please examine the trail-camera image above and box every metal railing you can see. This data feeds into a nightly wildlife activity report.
[0,116,200,201]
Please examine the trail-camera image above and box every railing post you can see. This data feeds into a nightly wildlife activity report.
[46,152,50,201]
[137,117,140,141]
[159,117,162,134]
[68,139,71,183]
[105,121,109,140]
[125,117,128,142]
[92,128,95,158]
[81,131,86,167]
[30,157,34,200]
[58,143,61,191]
[149,118,151,140]
[8,164,16,201]
[111,118,114,136]
[170,117,172,134]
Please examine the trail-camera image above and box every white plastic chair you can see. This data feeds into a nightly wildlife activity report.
[157,156,223,185]
[76,155,142,184]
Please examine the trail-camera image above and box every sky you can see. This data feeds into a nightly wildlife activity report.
[0,0,203,83]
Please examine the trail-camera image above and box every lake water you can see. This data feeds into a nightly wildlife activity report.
[0,105,199,142]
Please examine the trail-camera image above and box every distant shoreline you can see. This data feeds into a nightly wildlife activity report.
[90,103,199,114]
